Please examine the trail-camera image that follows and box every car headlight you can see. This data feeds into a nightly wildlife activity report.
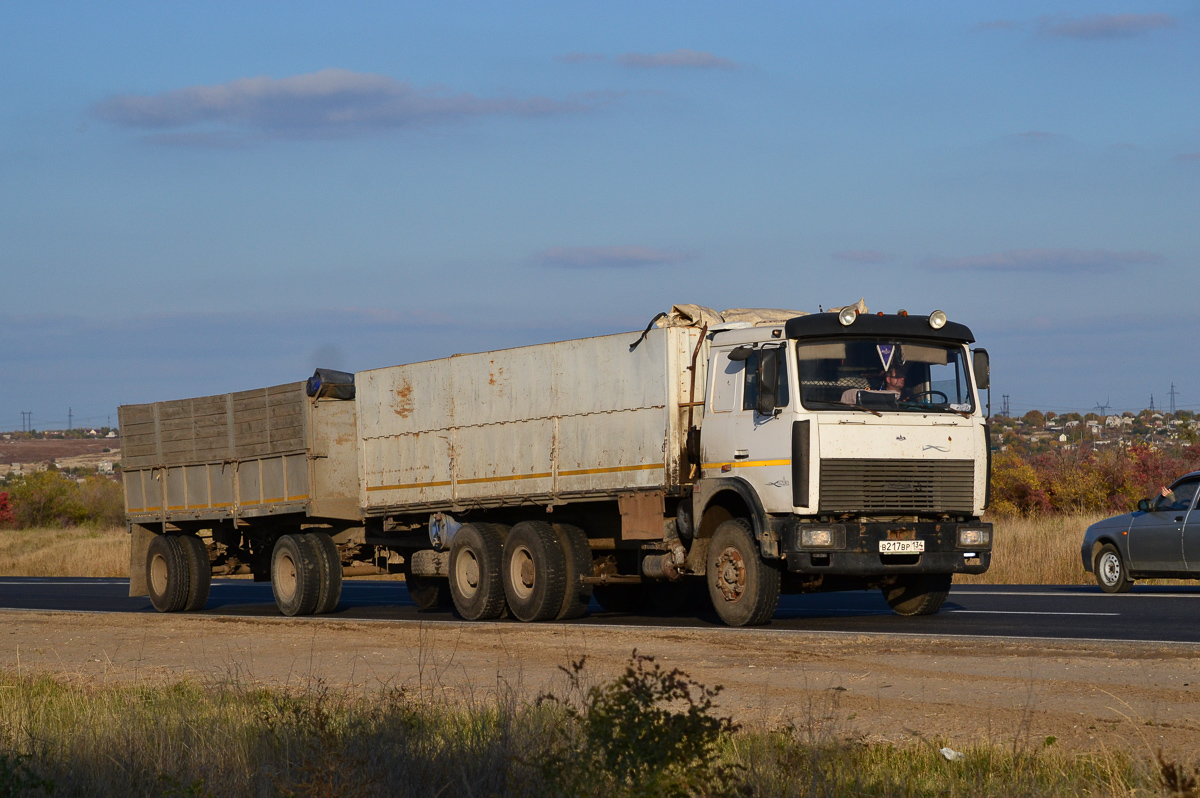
[838,307,858,326]
[800,526,845,548]
[928,310,947,329]
[957,526,991,548]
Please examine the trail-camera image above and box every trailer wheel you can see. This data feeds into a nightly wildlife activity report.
[306,532,343,615]
[272,534,322,617]
[502,521,567,622]
[882,574,952,616]
[706,519,781,627]
[146,535,189,613]
[449,523,508,621]
[553,523,593,620]
[177,534,211,612]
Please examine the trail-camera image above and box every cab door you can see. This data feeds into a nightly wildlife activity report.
[1128,479,1198,574]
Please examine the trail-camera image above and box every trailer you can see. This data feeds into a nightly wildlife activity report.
[123,303,995,626]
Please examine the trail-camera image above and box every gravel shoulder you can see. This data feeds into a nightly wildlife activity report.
[3,609,1198,756]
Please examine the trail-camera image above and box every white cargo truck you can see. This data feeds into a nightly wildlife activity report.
[122,303,993,626]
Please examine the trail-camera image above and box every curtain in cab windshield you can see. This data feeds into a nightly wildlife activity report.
[796,339,974,413]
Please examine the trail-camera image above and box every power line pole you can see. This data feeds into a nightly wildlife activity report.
[1150,394,1156,413]
[68,407,73,430]
[20,411,31,433]
[1168,383,1178,415]
[1001,394,1011,417]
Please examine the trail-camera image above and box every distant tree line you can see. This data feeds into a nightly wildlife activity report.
[991,443,1200,516]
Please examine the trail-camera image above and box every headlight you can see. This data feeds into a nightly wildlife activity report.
[838,306,858,326]
[957,526,991,548]
[928,310,947,329]
[800,526,845,548]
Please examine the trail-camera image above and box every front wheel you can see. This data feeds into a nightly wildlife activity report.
[1094,544,1133,594]
[706,519,780,627]
[882,574,952,616]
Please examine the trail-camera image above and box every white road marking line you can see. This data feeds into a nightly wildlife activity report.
[954,590,1200,598]
[946,610,1119,616]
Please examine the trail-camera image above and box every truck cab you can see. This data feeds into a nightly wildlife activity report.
[691,309,992,624]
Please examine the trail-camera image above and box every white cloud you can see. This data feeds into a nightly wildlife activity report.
[615,49,739,70]
[1039,13,1176,40]
[91,69,589,142]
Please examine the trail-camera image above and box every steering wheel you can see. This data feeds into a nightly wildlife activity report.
[907,390,948,405]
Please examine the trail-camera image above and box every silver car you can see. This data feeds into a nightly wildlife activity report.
[1081,472,1200,592]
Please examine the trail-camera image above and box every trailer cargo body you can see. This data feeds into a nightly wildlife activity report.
[355,327,705,515]
[119,383,359,526]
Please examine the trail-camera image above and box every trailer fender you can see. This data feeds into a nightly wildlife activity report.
[691,478,774,565]
[128,524,156,597]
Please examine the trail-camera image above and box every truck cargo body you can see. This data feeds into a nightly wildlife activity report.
[355,327,704,516]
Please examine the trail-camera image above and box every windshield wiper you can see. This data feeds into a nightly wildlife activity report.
[898,401,972,419]
[845,403,883,417]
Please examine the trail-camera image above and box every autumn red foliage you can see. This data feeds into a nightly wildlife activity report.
[0,491,13,526]
[991,444,1200,516]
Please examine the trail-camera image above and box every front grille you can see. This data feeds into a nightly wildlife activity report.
[819,459,974,513]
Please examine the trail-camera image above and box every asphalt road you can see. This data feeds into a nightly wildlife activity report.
[2,578,1199,644]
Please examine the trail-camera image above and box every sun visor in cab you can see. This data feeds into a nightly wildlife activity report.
[306,369,356,400]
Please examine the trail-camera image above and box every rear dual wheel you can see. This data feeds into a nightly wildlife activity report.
[146,534,211,613]
[448,521,594,622]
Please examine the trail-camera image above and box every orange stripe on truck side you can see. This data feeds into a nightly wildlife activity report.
[365,462,664,493]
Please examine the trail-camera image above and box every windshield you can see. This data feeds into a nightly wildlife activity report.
[796,338,975,414]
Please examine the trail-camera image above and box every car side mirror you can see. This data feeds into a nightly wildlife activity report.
[972,348,990,390]
[1137,498,1150,512]
[728,345,753,362]
[756,347,779,415]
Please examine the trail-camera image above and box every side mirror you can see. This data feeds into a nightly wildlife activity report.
[728,345,753,362]
[756,347,779,415]
[1137,498,1150,512]
[972,348,990,390]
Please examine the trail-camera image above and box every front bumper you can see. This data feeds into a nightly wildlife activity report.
[781,520,992,576]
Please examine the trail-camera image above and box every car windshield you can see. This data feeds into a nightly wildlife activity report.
[796,338,975,414]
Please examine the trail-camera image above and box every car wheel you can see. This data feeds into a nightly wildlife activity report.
[1094,543,1133,594]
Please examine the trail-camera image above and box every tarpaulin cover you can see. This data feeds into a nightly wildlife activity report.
[651,301,868,330]
[306,369,356,399]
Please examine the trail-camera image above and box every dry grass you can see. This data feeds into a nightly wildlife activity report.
[0,526,127,578]
[956,514,1104,585]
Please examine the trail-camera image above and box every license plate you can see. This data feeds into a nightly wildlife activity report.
[879,540,925,554]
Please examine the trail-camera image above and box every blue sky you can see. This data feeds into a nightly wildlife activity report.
[2,1,1198,430]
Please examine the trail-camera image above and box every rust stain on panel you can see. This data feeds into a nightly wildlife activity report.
[392,380,414,418]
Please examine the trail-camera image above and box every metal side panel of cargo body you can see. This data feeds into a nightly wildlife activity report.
[356,327,703,514]
[119,384,360,523]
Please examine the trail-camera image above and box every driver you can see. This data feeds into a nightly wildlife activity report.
[879,365,910,400]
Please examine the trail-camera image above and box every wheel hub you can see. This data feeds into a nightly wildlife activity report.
[1100,552,1120,585]
[714,547,746,602]
[456,549,480,597]
[510,545,536,600]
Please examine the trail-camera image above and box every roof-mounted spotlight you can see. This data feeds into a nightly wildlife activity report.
[928,310,947,330]
[838,306,858,326]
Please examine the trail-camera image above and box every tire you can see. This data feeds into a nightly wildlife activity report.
[553,523,593,620]
[502,521,568,622]
[592,584,648,614]
[706,519,781,627]
[146,534,189,613]
[177,534,211,612]
[407,576,451,610]
[306,532,343,615]
[272,534,322,617]
[449,523,508,621]
[1094,544,1133,594]
[882,574,952,616]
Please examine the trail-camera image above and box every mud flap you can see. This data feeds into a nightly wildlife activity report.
[129,526,154,597]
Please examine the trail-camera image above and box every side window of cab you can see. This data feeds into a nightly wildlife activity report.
[710,350,740,413]
[742,350,790,412]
